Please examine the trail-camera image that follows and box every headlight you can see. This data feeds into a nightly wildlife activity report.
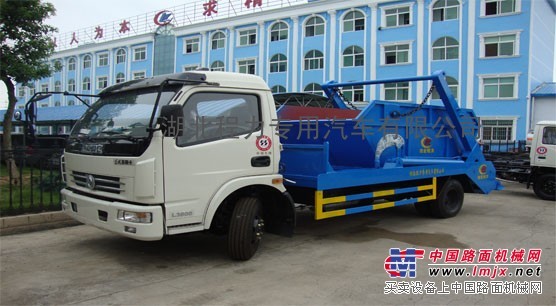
[117,210,152,223]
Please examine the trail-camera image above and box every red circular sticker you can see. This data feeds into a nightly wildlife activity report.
[536,146,548,155]
[256,135,272,151]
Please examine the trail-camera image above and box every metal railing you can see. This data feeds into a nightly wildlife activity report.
[481,140,528,154]
[1,148,64,216]
[53,0,308,51]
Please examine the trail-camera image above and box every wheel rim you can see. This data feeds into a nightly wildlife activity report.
[541,178,555,196]
[444,189,461,212]
[252,216,264,244]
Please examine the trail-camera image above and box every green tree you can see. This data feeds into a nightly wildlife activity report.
[0,0,58,182]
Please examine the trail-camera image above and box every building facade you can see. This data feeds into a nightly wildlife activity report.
[12,0,556,140]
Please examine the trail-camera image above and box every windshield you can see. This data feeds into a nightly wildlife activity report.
[66,86,180,156]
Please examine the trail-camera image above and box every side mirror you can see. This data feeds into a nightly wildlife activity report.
[158,105,183,137]
[13,111,22,121]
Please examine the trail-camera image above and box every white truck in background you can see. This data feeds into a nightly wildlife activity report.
[528,121,556,200]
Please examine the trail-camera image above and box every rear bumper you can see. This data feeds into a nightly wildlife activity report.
[61,188,164,241]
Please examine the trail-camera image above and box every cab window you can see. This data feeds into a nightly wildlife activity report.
[177,92,260,146]
[542,126,556,145]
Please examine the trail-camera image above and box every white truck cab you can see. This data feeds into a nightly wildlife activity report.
[60,72,295,260]
[529,121,556,200]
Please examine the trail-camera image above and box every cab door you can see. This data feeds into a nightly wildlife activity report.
[162,88,275,229]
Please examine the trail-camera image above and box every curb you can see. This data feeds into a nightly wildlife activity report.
[0,211,82,236]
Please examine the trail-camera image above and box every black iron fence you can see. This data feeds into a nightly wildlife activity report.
[1,148,65,216]
[482,140,528,154]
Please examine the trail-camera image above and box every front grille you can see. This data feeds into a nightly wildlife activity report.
[71,171,124,194]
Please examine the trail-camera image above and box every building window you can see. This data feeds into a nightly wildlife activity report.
[54,101,60,107]
[97,76,108,89]
[82,77,91,91]
[183,65,199,71]
[304,50,324,70]
[342,46,364,67]
[97,53,108,67]
[269,54,287,73]
[433,0,459,21]
[484,0,517,16]
[185,37,200,53]
[238,29,257,46]
[305,16,325,37]
[67,79,75,92]
[133,46,146,61]
[83,55,91,69]
[40,103,49,108]
[54,81,61,92]
[18,86,25,97]
[238,59,256,74]
[432,76,459,99]
[343,85,364,103]
[210,61,225,71]
[67,100,75,106]
[270,21,288,41]
[68,58,76,71]
[304,83,323,96]
[116,73,125,83]
[28,84,35,96]
[432,37,459,60]
[481,119,514,141]
[383,43,410,65]
[482,33,517,57]
[211,32,226,49]
[343,11,365,32]
[41,84,49,92]
[133,71,146,79]
[480,75,517,99]
[116,49,126,64]
[384,82,410,101]
[271,85,287,93]
[384,6,411,28]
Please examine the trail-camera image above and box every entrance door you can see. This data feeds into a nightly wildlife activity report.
[153,25,175,76]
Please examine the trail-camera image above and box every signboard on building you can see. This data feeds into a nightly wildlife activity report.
[52,0,306,51]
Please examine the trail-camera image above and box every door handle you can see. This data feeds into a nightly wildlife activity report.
[251,156,271,167]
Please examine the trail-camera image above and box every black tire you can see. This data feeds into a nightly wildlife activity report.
[228,197,264,261]
[414,201,432,217]
[533,174,556,201]
[430,179,464,218]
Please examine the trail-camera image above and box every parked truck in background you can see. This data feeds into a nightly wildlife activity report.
[488,121,555,201]
[528,121,556,200]
[17,71,502,260]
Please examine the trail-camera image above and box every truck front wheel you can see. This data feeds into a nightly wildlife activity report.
[431,179,464,218]
[228,197,264,260]
[533,174,556,201]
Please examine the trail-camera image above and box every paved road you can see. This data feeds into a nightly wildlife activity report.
[1,181,554,305]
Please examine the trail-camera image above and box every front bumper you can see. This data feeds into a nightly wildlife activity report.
[61,188,164,241]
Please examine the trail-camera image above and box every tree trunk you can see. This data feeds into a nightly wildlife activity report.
[2,76,20,185]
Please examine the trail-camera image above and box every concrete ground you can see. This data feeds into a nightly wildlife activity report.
[1,181,554,305]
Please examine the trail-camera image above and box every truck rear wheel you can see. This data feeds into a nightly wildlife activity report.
[533,174,556,201]
[431,179,464,218]
[228,197,264,261]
